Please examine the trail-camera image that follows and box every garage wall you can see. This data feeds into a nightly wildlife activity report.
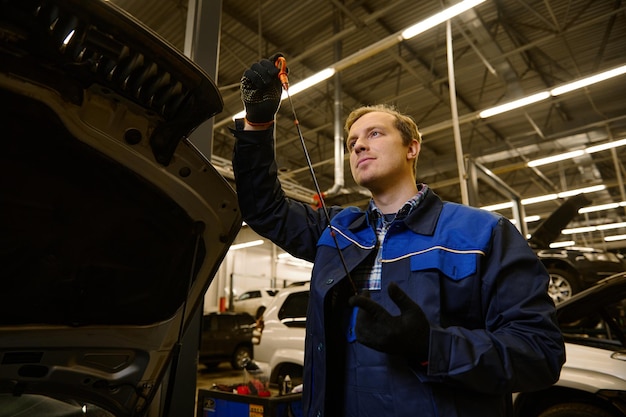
[203,227,312,312]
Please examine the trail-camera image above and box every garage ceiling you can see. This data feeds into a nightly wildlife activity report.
[108,0,626,250]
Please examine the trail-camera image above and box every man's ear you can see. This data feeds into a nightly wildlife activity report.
[407,139,420,162]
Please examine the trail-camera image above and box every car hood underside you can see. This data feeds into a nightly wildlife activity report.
[0,0,240,415]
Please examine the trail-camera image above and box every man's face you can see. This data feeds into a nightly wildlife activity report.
[347,111,419,192]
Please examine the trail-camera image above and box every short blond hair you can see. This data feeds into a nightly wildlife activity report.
[344,104,422,147]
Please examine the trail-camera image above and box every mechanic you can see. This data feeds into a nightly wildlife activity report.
[231,54,565,417]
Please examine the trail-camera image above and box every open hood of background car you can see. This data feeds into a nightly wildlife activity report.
[527,193,591,249]
[0,0,240,415]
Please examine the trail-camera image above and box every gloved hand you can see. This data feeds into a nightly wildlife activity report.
[240,53,285,124]
[348,282,430,361]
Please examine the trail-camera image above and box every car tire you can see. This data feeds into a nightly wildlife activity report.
[547,268,579,303]
[231,345,252,370]
[538,403,617,417]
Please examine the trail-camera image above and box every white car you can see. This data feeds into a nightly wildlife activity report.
[513,272,626,417]
[253,276,626,417]
[252,283,309,386]
[232,288,280,319]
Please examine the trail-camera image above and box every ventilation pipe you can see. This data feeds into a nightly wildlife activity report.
[324,12,346,197]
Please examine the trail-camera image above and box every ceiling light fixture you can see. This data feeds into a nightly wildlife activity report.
[479,64,626,120]
[478,92,551,118]
[527,138,626,167]
[480,185,606,211]
[509,215,541,225]
[400,0,487,40]
[562,222,626,235]
[549,241,575,248]
[579,201,626,214]
[605,234,626,242]
[527,150,586,167]
[550,65,626,96]
[229,239,264,250]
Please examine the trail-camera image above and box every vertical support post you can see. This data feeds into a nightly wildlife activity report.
[164,1,223,416]
[185,0,223,159]
[446,20,470,205]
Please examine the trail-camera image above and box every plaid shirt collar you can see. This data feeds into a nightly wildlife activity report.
[368,183,429,227]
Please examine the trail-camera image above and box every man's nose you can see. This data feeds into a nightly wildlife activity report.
[353,137,367,152]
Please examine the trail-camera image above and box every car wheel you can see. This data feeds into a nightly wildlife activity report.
[547,268,579,303]
[538,403,617,417]
[231,345,252,370]
[275,363,304,386]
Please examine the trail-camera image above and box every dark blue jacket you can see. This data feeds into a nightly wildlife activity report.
[232,126,565,417]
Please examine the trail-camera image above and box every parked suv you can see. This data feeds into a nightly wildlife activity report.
[255,276,626,416]
[200,312,256,370]
[232,288,279,319]
[253,283,309,386]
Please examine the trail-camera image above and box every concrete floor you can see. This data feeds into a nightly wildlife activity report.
[196,362,247,391]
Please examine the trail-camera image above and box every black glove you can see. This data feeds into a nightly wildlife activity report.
[348,282,430,360]
[240,53,285,124]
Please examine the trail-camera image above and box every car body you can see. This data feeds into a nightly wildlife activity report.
[199,312,256,370]
[529,194,626,303]
[252,283,309,386]
[232,288,280,319]
[536,246,625,303]
[0,1,239,416]
[513,271,626,417]
[255,275,626,416]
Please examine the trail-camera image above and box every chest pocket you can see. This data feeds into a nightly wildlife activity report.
[407,246,482,280]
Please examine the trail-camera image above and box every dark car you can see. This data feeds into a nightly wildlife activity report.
[200,312,256,370]
[529,194,626,303]
[0,1,239,416]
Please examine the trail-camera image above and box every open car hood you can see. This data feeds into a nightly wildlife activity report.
[0,0,240,415]
[527,193,591,249]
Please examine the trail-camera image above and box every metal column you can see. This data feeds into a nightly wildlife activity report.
[165,1,223,416]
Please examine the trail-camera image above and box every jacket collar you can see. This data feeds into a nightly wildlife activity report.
[345,186,444,236]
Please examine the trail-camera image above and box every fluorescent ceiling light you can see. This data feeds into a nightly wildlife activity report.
[557,185,605,198]
[479,92,550,118]
[586,138,626,154]
[521,193,558,205]
[509,215,541,224]
[283,68,336,97]
[481,201,514,211]
[231,68,336,121]
[481,185,606,211]
[527,138,626,167]
[549,241,575,248]
[401,0,487,40]
[579,201,626,214]
[597,222,626,231]
[479,64,626,120]
[605,234,626,242]
[229,239,264,250]
[550,65,626,96]
[562,226,597,235]
[562,222,626,235]
[527,150,585,167]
